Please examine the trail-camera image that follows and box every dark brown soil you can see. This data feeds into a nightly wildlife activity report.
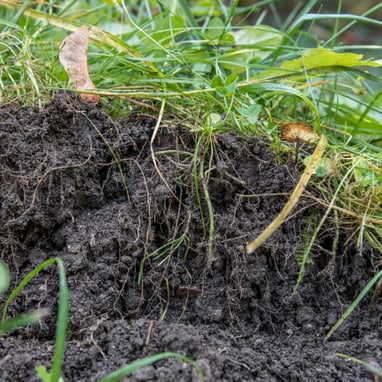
[0,93,381,381]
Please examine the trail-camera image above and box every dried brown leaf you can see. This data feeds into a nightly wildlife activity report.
[59,25,100,104]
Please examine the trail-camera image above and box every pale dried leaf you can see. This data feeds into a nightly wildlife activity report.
[59,25,99,104]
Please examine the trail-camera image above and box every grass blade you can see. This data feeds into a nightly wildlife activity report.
[1,258,56,322]
[336,353,382,377]
[0,309,49,335]
[50,257,69,382]
[97,351,205,382]
[325,269,382,341]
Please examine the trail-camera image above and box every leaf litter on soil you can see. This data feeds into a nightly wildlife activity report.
[0,93,381,381]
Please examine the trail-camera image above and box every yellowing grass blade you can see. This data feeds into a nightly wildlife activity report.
[246,134,328,254]
[0,0,22,5]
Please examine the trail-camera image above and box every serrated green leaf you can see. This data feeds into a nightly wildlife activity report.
[283,46,380,70]
[253,46,380,81]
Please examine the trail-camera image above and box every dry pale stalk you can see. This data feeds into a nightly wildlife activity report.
[246,133,328,254]
[59,25,100,104]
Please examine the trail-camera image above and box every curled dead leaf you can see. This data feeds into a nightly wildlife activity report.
[59,25,99,104]
[281,123,318,144]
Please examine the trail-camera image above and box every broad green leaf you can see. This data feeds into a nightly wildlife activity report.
[216,82,236,97]
[220,32,235,44]
[324,94,382,139]
[149,15,185,46]
[283,46,380,71]
[238,103,262,124]
[211,75,224,87]
[206,17,225,40]
[226,72,238,84]
[212,74,237,97]
[220,25,282,72]
[233,25,282,47]
[303,156,334,176]
[253,46,380,80]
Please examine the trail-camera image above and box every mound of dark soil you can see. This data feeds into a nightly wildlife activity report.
[0,93,381,381]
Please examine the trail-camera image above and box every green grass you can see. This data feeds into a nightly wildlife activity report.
[1,0,382,380]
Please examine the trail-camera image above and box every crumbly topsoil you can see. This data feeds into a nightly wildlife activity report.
[0,93,381,381]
